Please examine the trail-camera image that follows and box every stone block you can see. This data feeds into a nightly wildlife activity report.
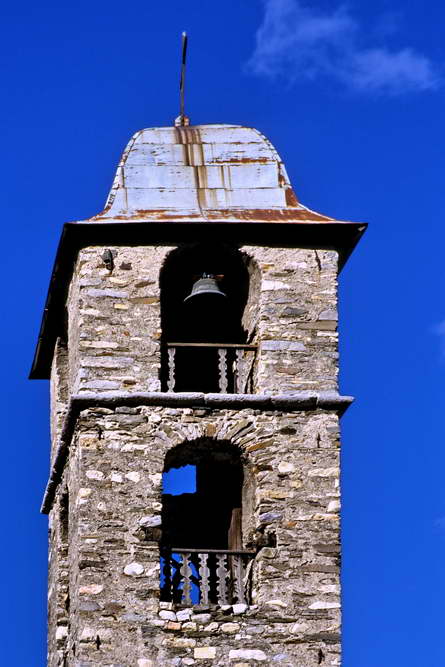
[221,622,240,634]
[261,340,306,351]
[182,622,198,631]
[229,649,267,661]
[194,647,217,659]
[79,584,103,595]
[159,610,177,621]
[165,621,182,632]
[123,562,144,576]
[232,603,248,615]
[168,637,196,648]
[86,288,129,298]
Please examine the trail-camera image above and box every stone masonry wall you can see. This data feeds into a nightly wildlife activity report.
[244,247,338,394]
[49,404,341,667]
[67,246,174,395]
[50,338,69,463]
[45,240,343,666]
[47,482,70,666]
[66,246,338,397]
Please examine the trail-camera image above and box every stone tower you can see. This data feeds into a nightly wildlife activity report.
[31,122,365,667]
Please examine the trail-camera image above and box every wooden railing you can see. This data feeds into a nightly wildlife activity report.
[165,343,257,394]
[160,547,255,606]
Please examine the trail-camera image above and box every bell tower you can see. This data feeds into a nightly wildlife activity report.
[32,121,365,666]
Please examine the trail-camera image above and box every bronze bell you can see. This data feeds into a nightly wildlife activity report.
[184,273,227,302]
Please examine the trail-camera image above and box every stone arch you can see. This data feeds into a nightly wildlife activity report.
[161,438,245,550]
[160,437,257,605]
[159,243,260,392]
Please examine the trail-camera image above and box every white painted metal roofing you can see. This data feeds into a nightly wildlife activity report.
[89,124,334,223]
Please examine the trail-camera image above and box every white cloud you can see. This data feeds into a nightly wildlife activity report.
[246,0,440,95]
[348,48,440,94]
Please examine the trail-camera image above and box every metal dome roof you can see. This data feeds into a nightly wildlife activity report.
[90,124,334,223]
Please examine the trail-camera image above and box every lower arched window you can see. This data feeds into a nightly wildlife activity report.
[160,440,254,606]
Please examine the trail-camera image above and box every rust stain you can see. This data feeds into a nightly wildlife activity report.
[92,207,335,223]
[218,157,270,164]
[204,208,334,222]
[197,165,208,189]
[131,210,202,220]
[285,188,299,207]
[91,211,200,221]
[175,125,202,146]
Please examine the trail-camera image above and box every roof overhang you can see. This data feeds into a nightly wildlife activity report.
[29,219,367,380]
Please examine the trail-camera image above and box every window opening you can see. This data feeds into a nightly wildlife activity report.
[160,244,257,393]
[160,441,254,606]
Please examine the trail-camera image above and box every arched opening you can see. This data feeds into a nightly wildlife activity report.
[160,244,259,393]
[160,440,254,606]
[162,440,243,550]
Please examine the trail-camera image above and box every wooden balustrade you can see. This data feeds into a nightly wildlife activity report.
[165,343,257,393]
[160,547,255,606]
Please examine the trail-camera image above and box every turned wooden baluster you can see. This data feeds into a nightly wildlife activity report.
[170,553,183,603]
[167,347,176,392]
[218,348,228,393]
[232,554,245,604]
[198,552,210,605]
[234,348,243,393]
[180,552,193,605]
[216,553,228,604]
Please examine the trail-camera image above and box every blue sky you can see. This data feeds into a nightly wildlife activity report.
[3,0,445,664]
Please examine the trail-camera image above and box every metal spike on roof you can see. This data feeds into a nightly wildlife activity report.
[175,32,190,128]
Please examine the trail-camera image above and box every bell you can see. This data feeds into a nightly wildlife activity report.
[184,273,227,302]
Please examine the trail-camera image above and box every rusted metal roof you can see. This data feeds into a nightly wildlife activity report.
[86,124,339,224]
